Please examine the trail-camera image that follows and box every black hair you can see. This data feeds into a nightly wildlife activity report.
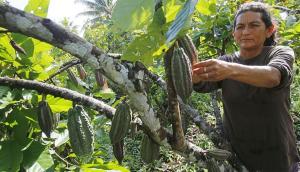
[233,2,277,46]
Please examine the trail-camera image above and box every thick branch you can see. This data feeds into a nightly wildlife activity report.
[0,77,115,118]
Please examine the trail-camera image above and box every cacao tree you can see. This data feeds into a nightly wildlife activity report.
[0,0,299,171]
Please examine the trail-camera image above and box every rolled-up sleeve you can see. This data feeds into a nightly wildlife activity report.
[267,46,295,89]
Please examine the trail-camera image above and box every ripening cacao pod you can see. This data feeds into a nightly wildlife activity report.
[95,69,106,87]
[171,47,193,102]
[37,100,55,137]
[76,64,87,80]
[140,134,160,164]
[112,139,124,164]
[206,158,221,172]
[67,69,79,86]
[207,148,231,161]
[178,35,198,65]
[67,105,94,163]
[109,102,131,144]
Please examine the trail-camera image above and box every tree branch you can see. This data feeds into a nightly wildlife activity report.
[0,77,115,118]
[44,59,82,83]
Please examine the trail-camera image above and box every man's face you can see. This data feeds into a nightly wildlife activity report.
[233,11,273,50]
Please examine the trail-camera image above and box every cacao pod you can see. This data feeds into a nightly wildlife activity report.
[207,148,231,161]
[67,105,94,163]
[206,158,221,172]
[140,134,160,164]
[178,35,197,65]
[171,47,193,102]
[95,69,106,87]
[76,64,87,80]
[109,102,131,144]
[67,69,79,86]
[112,139,124,165]
[37,100,55,137]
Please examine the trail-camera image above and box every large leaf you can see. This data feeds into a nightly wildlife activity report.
[27,148,54,171]
[0,86,10,98]
[38,95,72,113]
[0,36,16,62]
[195,0,216,16]
[24,0,50,18]
[22,141,46,169]
[122,32,166,66]
[166,0,198,43]
[112,0,155,31]
[163,0,182,23]
[54,129,69,147]
[0,140,23,172]
[11,33,34,58]
[10,110,31,147]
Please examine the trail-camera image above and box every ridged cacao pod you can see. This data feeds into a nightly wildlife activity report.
[207,149,231,161]
[206,158,221,172]
[171,47,193,102]
[67,105,94,163]
[37,100,55,137]
[140,134,160,164]
[76,64,87,80]
[67,69,79,86]
[112,139,124,165]
[109,102,131,144]
[178,35,198,65]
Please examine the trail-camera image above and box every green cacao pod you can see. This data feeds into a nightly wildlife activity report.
[37,100,55,137]
[76,64,87,80]
[67,105,94,163]
[67,69,79,86]
[178,35,198,65]
[171,47,193,102]
[140,134,160,164]
[112,139,124,165]
[207,148,231,161]
[206,158,221,172]
[109,102,131,144]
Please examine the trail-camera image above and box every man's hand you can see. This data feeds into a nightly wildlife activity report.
[192,59,232,83]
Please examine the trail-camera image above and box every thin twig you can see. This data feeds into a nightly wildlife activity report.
[51,148,79,167]
[44,59,81,83]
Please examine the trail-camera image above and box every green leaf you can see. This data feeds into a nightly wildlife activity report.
[93,89,116,100]
[196,0,211,15]
[24,0,50,18]
[166,0,198,43]
[38,95,72,113]
[163,0,182,23]
[122,32,166,66]
[112,0,155,31]
[12,33,35,58]
[22,141,46,169]
[54,129,69,147]
[0,36,16,62]
[27,148,54,171]
[293,22,300,33]
[0,86,10,98]
[0,140,23,172]
[10,110,30,147]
